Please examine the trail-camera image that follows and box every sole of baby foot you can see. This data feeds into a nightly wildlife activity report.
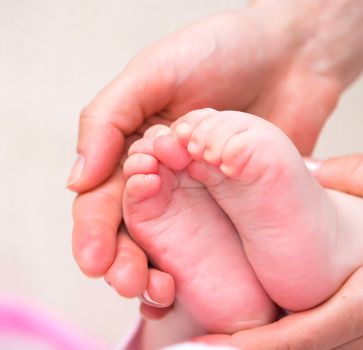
[123,150,276,333]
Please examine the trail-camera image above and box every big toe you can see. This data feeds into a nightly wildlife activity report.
[154,135,192,171]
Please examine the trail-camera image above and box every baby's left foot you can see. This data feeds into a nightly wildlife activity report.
[168,109,360,311]
[123,125,276,334]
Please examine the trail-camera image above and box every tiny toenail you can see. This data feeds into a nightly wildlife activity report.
[140,290,165,307]
[176,122,192,136]
[220,163,233,176]
[155,127,170,137]
[143,174,154,183]
[188,142,200,155]
[203,149,218,164]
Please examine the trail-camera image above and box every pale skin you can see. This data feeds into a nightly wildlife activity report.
[120,110,363,349]
[195,154,363,350]
[170,109,363,309]
[123,123,276,335]
[69,0,363,348]
[135,154,363,350]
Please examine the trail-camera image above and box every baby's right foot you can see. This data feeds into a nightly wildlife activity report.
[123,125,276,334]
[170,109,360,311]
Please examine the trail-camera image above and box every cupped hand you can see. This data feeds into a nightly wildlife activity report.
[71,131,176,311]
[194,266,363,350]
[69,3,351,193]
[69,0,360,277]
[311,154,363,198]
[193,153,363,350]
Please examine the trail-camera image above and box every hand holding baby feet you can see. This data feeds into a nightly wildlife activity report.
[122,125,276,334]
[171,109,363,312]
[104,226,176,313]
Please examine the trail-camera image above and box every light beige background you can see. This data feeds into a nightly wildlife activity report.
[0,0,362,347]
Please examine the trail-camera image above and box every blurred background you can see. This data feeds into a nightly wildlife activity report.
[0,0,362,348]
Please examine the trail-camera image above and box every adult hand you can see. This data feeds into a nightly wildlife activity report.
[70,0,363,277]
[104,227,175,313]
[309,154,363,198]
[194,266,363,350]
[72,132,176,310]
[194,154,363,349]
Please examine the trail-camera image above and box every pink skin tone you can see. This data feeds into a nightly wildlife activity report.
[158,108,363,311]
[69,0,363,347]
[0,295,106,350]
[120,108,363,346]
[115,120,363,350]
[70,0,363,281]
[122,125,276,334]
[194,267,363,349]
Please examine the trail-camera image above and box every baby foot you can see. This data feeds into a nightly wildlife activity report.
[123,125,276,334]
[170,109,352,311]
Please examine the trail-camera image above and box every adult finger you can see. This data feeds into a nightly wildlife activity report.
[311,154,363,197]
[72,135,141,276]
[104,228,148,298]
[138,268,175,320]
[195,267,363,350]
[335,336,363,350]
[72,166,124,276]
[140,303,174,320]
[105,227,175,311]
[67,48,176,193]
[140,268,175,308]
[230,267,363,350]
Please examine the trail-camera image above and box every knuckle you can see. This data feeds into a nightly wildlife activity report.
[80,103,130,134]
[290,337,315,350]
[348,155,363,174]
[349,155,363,195]
[117,235,146,259]
[274,335,315,350]
[90,190,122,213]
[79,104,91,119]
[85,189,121,211]
[342,294,363,335]
[74,217,116,239]
[272,323,319,350]
[73,192,122,230]
[79,104,100,123]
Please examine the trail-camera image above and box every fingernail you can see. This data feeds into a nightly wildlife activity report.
[304,158,322,172]
[140,290,165,308]
[67,154,85,187]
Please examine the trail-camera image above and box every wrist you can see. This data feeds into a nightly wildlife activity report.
[250,0,363,90]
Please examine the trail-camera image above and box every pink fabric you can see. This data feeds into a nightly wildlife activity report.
[117,318,144,350]
[117,320,236,350]
[0,294,107,350]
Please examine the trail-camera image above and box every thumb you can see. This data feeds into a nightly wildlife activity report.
[67,114,125,193]
[67,50,175,193]
[309,154,363,197]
